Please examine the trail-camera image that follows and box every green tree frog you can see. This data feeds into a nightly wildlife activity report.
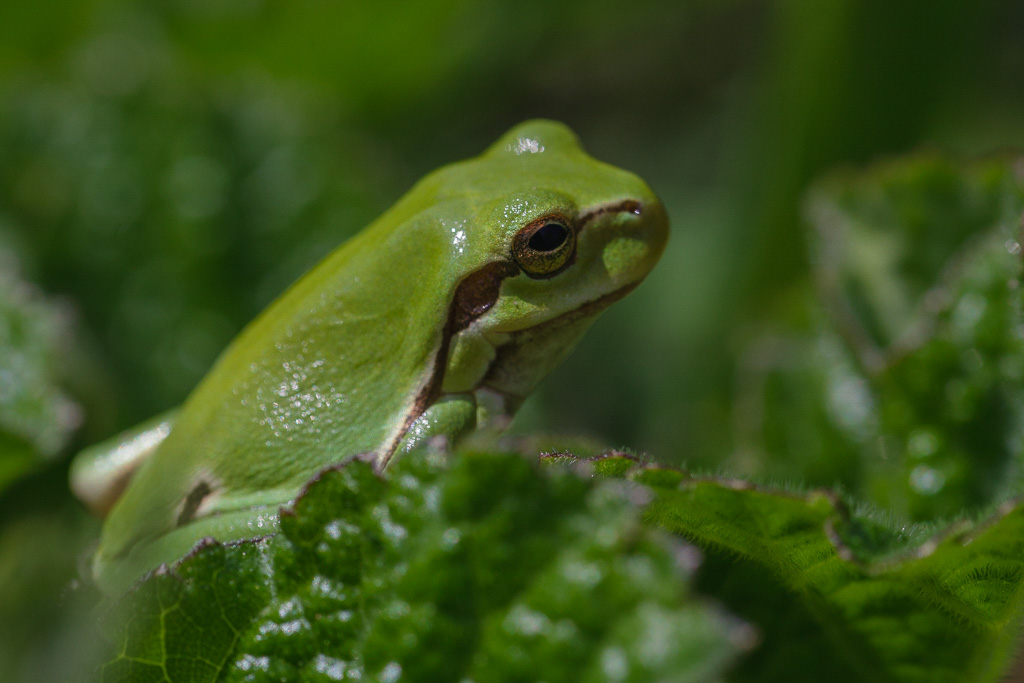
[71,120,669,594]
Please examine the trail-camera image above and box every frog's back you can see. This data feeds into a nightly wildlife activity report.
[95,198,462,565]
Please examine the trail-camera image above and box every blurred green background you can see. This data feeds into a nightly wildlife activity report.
[1,0,1023,679]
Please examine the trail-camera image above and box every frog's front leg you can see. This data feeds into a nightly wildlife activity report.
[396,393,478,458]
[394,387,518,461]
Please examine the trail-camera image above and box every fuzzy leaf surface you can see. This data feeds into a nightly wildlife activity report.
[556,452,1024,683]
[100,451,746,683]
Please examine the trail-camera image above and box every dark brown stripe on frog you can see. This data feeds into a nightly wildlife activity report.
[378,259,521,469]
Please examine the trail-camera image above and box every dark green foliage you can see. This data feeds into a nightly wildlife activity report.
[100,451,745,682]
[817,157,1024,520]
[733,154,1024,520]
[101,439,1024,683]
[0,39,392,421]
[0,261,104,679]
[0,252,81,490]
[572,453,1024,682]
[2,3,1024,680]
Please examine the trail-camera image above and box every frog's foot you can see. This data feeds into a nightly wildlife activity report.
[94,502,284,595]
[381,393,479,469]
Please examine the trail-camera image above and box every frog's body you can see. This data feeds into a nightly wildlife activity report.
[71,120,668,594]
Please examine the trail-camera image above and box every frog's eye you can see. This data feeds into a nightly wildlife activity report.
[512,216,576,278]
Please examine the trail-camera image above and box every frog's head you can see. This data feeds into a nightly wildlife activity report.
[428,119,670,403]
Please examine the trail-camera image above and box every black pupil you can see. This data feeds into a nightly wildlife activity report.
[528,223,568,252]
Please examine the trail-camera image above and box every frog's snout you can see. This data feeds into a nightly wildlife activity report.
[631,196,670,259]
[584,192,669,288]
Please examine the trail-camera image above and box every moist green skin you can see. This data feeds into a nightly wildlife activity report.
[71,119,669,594]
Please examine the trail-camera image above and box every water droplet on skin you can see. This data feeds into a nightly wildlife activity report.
[506,137,544,155]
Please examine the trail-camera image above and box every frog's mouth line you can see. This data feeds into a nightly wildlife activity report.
[507,279,641,336]
[477,280,640,400]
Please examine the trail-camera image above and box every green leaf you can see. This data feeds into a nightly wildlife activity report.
[810,154,1024,520]
[731,154,1024,520]
[100,450,748,683]
[808,155,1024,354]
[565,452,1024,683]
